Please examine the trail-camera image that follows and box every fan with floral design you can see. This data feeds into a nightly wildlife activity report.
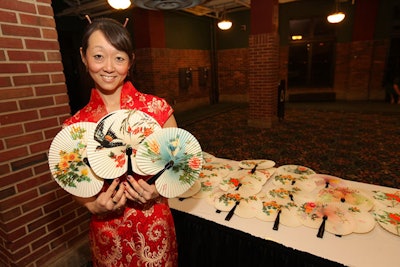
[311,173,348,189]
[371,190,400,210]
[86,109,161,179]
[238,159,275,171]
[135,127,203,198]
[317,187,374,211]
[297,201,356,238]
[48,122,104,197]
[373,208,400,236]
[272,165,317,192]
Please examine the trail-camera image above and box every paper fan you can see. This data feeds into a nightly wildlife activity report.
[272,165,316,192]
[272,173,317,192]
[371,190,400,210]
[317,187,374,211]
[214,191,241,212]
[48,122,104,197]
[311,173,348,189]
[239,159,275,170]
[135,127,203,198]
[297,201,356,237]
[177,179,201,198]
[255,199,282,222]
[219,170,263,197]
[373,208,400,236]
[275,165,316,176]
[234,196,261,219]
[257,189,302,228]
[346,205,376,233]
[86,109,161,179]
[192,169,222,199]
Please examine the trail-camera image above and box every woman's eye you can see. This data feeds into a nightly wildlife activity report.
[116,56,126,62]
[93,55,103,60]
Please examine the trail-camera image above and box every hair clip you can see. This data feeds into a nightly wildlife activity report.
[123,18,129,27]
[85,14,92,24]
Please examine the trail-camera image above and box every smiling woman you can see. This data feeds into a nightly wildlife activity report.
[62,17,179,267]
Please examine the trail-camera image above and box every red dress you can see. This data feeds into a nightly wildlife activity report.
[64,82,178,267]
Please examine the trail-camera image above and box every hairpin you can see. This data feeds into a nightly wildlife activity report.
[85,14,92,24]
[123,18,129,27]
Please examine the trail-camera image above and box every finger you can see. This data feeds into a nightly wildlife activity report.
[123,180,141,200]
[138,179,159,199]
[105,178,120,198]
[113,194,127,210]
[127,176,143,195]
[137,179,151,192]
[111,183,127,204]
[124,190,137,202]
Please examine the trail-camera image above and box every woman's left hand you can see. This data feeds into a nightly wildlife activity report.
[124,175,160,203]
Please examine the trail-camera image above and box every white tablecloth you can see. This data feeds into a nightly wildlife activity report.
[169,176,399,267]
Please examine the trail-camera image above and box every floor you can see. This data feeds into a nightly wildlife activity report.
[175,100,400,126]
[174,100,400,188]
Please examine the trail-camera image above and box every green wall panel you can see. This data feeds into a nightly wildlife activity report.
[164,11,211,49]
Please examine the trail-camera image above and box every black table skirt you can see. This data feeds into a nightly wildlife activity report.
[171,209,346,267]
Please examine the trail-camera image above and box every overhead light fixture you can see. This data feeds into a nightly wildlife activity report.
[108,0,132,9]
[327,12,345,23]
[218,20,232,30]
[217,11,232,30]
[327,0,345,23]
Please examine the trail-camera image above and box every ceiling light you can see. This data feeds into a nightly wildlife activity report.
[327,12,345,23]
[218,20,232,30]
[217,10,232,30]
[327,0,345,24]
[108,0,132,9]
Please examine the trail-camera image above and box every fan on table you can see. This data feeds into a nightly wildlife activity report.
[238,159,275,172]
[135,127,203,198]
[86,109,162,179]
[297,201,356,238]
[317,187,374,211]
[48,122,104,197]
[272,165,317,192]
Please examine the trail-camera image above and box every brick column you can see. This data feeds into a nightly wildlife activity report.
[248,0,279,128]
[0,1,85,266]
[346,0,380,100]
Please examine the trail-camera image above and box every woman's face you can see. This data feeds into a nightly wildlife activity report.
[81,30,131,94]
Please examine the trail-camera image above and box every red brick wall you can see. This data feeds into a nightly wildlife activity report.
[334,40,387,100]
[0,1,88,266]
[134,48,211,111]
[218,48,249,101]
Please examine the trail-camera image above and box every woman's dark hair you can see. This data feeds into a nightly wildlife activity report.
[81,18,134,63]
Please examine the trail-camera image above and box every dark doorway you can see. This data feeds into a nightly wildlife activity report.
[288,17,335,89]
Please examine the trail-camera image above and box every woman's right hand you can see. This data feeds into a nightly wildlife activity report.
[73,178,127,214]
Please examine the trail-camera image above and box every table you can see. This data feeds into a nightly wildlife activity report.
[168,167,400,267]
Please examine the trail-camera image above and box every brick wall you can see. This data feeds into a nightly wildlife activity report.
[134,48,211,112]
[0,1,89,266]
[334,40,388,101]
[218,48,249,102]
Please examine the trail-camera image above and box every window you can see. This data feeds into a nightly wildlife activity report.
[288,18,335,88]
